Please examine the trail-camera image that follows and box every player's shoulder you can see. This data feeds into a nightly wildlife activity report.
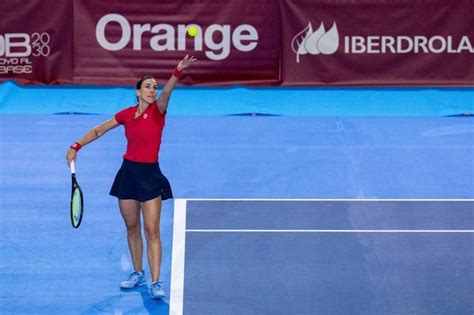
[115,104,138,123]
[117,104,137,114]
[125,104,138,111]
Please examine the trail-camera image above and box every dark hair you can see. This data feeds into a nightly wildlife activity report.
[136,75,155,90]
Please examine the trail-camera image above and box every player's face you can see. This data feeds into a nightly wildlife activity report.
[137,78,158,104]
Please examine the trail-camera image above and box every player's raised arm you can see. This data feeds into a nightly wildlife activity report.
[157,54,197,113]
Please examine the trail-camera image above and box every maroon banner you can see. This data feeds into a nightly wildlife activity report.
[2,1,473,86]
[280,0,474,86]
[73,0,280,86]
[0,0,73,84]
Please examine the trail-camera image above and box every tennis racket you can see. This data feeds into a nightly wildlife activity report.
[70,160,84,228]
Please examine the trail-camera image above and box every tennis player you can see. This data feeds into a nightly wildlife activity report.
[65,54,196,299]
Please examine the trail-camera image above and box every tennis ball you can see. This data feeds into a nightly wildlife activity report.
[187,26,198,37]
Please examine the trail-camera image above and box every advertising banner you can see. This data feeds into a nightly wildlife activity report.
[280,0,474,86]
[73,0,280,86]
[0,0,73,84]
[1,1,473,86]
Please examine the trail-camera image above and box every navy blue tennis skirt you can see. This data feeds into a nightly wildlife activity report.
[109,159,173,202]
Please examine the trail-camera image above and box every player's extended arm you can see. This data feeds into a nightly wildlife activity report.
[157,54,197,113]
[66,117,120,165]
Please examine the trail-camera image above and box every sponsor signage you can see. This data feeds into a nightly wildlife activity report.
[291,21,473,62]
[0,0,72,84]
[95,14,259,61]
[1,1,472,86]
[73,0,280,86]
[281,1,474,85]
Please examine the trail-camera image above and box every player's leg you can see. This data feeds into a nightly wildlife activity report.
[142,196,163,282]
[142,196,166,298]
[119,199,145,288]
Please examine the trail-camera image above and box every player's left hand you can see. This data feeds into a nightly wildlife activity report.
[177,54,197,71]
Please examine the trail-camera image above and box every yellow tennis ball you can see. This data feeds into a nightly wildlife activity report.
[187,26,198,37]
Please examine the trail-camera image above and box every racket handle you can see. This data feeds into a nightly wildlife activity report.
[70,160,76,174]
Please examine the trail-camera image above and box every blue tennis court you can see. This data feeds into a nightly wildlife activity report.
[2,1,474,313]
[171,199,473,314]
[0,108,473,314]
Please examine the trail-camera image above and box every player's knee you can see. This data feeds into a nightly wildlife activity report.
[144,226,160,241]
[126,222,141,234]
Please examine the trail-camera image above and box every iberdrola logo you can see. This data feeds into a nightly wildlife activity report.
[291,22,339,63]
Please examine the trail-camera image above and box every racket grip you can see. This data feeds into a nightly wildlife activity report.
[70,160,76,174]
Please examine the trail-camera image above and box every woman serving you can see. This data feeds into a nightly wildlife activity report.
[66,55,196,299]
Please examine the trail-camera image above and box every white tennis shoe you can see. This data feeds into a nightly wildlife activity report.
[149,281,166,299]
[120,271,146,289]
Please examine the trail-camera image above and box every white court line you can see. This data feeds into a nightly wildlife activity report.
[169,198,473,314]
[169,199,187,315]
[183,198,474,202]
[186,229,474,233]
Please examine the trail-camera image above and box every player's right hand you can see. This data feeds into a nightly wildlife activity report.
[66,149,77,166]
